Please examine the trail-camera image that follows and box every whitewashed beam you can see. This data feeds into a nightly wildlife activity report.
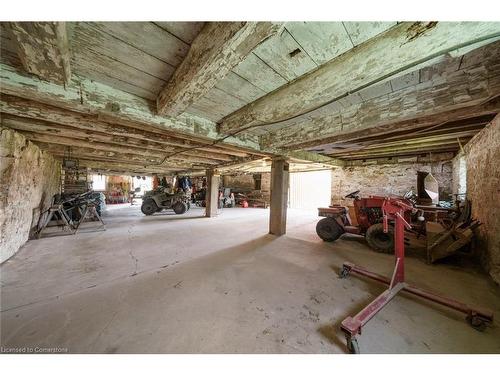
[285,150,344,167]
[9,22,71,85]
[0,114,237,163]
[261,47,500,150]
[0,94,252,158]
[156,22,282,116]
[220,22,500,135]
[0,63,261,151]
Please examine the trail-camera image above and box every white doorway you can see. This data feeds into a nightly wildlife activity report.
[289,170,332,209]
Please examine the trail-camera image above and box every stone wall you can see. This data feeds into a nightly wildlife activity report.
[462,116,500,283]
[222,174,255,191]
[0,128,61,263]
[331,158,453,206]
[222,172,271,205]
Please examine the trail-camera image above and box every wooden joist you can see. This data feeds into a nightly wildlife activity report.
[15,131,224,166]
[1,114,238,163]
[219,22,500,135]
[64,159,189,175]
[37,144,194,170]
[0,63,261,151]
[8,22,71,85]
[261,47,500,150]
[156,22,282,116]
[0,94,251,158]
[322,128,487,157]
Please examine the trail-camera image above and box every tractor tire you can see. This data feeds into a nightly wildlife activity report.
[141,199,158,216]
[316,217,344,242]
[365,223,394,253]
[173,201,188,215]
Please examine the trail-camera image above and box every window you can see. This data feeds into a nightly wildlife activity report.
[92,174,106,191]
[458,155,467,198]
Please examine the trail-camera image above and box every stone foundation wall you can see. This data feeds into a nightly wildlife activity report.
[222,172,271,205]
[331,158,453,206]
[0,128,61,263]
[222,174,255,191]
[462,116,500,283]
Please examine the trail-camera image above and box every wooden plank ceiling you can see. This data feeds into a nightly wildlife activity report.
[184,22,397,123]
[1,21,500,175]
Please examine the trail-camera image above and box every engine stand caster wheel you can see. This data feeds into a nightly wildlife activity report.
[339,267,351,279]
[346,336,360,354]
[466,315,487,332]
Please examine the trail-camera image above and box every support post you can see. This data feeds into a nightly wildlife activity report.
[205,168,220,217]
[269,157,289,236]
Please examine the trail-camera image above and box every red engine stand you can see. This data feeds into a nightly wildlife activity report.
[339,197,493,354]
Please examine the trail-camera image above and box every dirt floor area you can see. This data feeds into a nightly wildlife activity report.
[1,205,499,353]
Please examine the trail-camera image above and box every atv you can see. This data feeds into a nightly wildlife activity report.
[141,187,190,216]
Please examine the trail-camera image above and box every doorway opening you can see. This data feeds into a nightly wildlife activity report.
[288,170,332,210]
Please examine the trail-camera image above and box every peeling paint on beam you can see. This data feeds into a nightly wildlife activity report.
[284,150,345,167]
[156,22,283,116]
[261,46,500,150]
[1,114,238,163]
[9,22,71,84]
[220,22,500,135]
[0,94,252,158]
[16,132,220,167]
[0,63,261,151]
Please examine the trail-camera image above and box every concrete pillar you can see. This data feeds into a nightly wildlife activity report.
[205,169,220,217]
[269,157,289,235]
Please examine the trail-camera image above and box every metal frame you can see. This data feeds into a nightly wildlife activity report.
[339,197,493,354]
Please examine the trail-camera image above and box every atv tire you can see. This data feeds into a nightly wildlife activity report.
[173,201,188,215]
[316,217,344,242]
[141,199,158,216]
[365,223,394,253]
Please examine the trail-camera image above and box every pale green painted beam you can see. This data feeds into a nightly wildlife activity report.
[220,22,500,135]
[0,63,261,152]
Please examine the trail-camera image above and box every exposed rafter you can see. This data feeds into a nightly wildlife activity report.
[0,94,253,158]
[9,22,71,85]
[156,22,282,116]
[219,22,500,135]
[0,114,237,163]
[260,45,500,151]
[0,63,261,151]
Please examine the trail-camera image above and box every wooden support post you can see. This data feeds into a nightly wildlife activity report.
[269,157,289,236]
[205,169,220,217]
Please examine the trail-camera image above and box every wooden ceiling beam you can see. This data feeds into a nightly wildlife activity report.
[304,98,500,152]
[25,141,194,168]
[8,22,71,85]
[156,22,282,116]
[1,114,237,163]
[58,158,185,175]
[324,129,484,156]
[219,22,500,135]
[261,48,500,150]
[0,94,253,158]
[15,131,220,167]
[333,140,471,159]
[321,115,494,149]
[0,62,261,151]
[341,147,461,160]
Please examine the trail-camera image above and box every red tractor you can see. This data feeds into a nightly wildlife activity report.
[316,190,414,253]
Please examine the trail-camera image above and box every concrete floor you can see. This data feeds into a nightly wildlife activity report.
[1,205,499,353]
